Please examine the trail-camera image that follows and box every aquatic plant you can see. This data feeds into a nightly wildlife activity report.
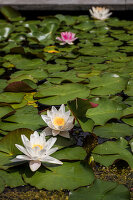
[11,131,62,171]
[89,7,112,20]
[56,32,78,45]
[41,104,74,138]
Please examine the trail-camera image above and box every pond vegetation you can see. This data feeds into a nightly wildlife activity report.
[0,6,132,200]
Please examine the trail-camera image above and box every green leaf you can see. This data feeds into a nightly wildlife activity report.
[23,162,94,190]
[53,146,86,161]
[89,73,128,96]
[0,106,14,119]
[0,6,23,21]
[0,80,8,93]
[0,169,25,188]
[0,92,25,103]
[92,138,133,168]
[0,176,5,193]
[4,106,45,130]
[5,79,37,92]
[122,118,133,126]
[36,83,90,105]
[124,79,133,96]
[54,135,76,150]
[0,128,33,155]
[69,179,130,200]
[67,98,94,132]
[94,123,133,138]
[86,98,123,125]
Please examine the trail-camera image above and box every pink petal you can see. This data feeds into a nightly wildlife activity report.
[90,102,99,108]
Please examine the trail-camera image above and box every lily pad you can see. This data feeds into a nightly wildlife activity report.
[94,123,133,138]
[0,92,25,103]
[53,146,86,161]
[23,161,95,190]
[4,106,45,130]
[68,98,95,132]
[69,179,130,200]
[86,98,123,125]
[92,138,133,168]
[36,83,90,105]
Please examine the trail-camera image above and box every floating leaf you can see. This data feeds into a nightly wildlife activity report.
[88,73,128,96]
[94,123,133,138]
[53,146,86,161]
[68,98,95,132]
[0,92,25,103]
[4,106,45,130]
[69,179,130,200]
[92,138,133,168]
[86,98,123,125]
[23,162,94,190]
[36,83,90,105]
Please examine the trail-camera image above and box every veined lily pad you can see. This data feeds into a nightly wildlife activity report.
[88,73,128,96]
[86,98,123,125]
[36,83,90,105]
[4,106,45,130]
[69,179,130,200]
[92,137,133,168]
[67,98,95,132]
[0,92,25,103]
[94,123,133,138]
[23,161,94,190]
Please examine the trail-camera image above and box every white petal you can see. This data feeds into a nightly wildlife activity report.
[16,155,31,161]
[46,147,58,156]
[45,137,57,150]
[59,104,65,113]
[41,115,50,123]
[15,144,30,157]
[52,106,57,113]
[41,155,63,165]
[29,160,41,171]
[52,129,60,136]
[21,135,29,147]
[43,127,52,136]
[59,131,70,138]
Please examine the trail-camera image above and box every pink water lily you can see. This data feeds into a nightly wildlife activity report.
[56,32,78,45]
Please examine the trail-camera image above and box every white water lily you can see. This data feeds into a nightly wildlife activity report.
[89,7,112,20]
[11,131,63,171]
[41,104,74,138]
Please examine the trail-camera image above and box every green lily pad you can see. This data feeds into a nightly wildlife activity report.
[0,176,5,193]
[0,6,24,21]
[10,69,48,83]
[92,138,133,168]
[0,169,25,188]
[94,123,133,138]
[4,106,45,130]
[68,98,95,132]
[53,146,86,161]
[69,179,130,200]
[122,118,133,126]
[5,79,37,92]
[0,106,14,119]
[0,92,25,103]
[23,161,94,190]
[0,80,8,93]
[88,73,128,96]
[86,98,123,125]
[36,83,90,105]
[124,79,133,96]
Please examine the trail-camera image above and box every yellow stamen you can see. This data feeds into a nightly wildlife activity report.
[32,144,43,150]
[96,7,103,11]
[48,50,60,53]
[53,117,65,126]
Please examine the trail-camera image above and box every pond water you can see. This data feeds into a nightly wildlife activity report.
[0,6,132,200]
